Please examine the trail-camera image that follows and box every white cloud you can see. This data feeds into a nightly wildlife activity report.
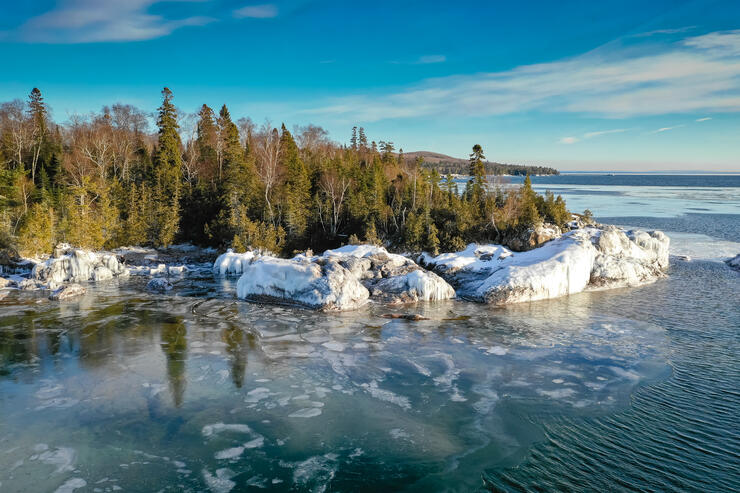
[696,117,712,122]
[233,4,278,19]
[416,55,446,64]
[303,30,740,122]
[559,137,579,144]
[583,129,627,139]
[633,26,695,38]
[650,125,685,134]
[559,128,627,144]
[14,0,214,43]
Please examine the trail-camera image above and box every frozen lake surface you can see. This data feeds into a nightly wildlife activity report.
[1,175,739,492]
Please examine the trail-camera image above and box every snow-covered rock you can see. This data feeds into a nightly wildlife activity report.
[236,257,369,311]
[213,250,257,276]
[49,284,86,300]
[147,278,173,292]
[590,227,670,288]
[369,269,455,303]
[422,227,670,305]
[32,245,128,288]
[727,254,740,271]
[320,244,455,303]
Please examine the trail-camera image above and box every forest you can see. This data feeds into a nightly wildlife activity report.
[0,88,570,257]
[421,160,559,176]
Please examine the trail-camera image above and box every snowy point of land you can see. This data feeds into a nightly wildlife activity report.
[1,225,672,309]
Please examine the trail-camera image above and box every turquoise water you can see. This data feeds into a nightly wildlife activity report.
[1,176,739,492]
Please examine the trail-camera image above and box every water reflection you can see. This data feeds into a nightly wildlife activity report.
[160,316,187,407]
[0,279,673,492]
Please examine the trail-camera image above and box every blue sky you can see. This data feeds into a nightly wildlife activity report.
[1,0,739,171]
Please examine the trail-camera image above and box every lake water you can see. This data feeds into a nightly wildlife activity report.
[1,175,739,492]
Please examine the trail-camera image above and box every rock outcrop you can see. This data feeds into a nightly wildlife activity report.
[727,254,740,271]
[229,244,454,310]
[50,284,86,300]
[320,245,455,304]
[501,223,563,251]
[32,244,129,289]
[421,227,670,305]
[236,256,370,311]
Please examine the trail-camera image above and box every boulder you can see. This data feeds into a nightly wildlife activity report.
[147,278,173,292]
[0,277,12,289]
[236,256,369,311]
[726,254,740,271]
[50,284,86,301]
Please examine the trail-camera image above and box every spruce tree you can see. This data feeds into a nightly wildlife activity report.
[150,87,182,247]
[279,124,311,241]
[28,88,48,183]
[468,144,487,203]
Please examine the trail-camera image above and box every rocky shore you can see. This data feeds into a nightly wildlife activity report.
[1,223,673,308]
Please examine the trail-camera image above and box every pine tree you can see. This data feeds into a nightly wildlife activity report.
[150,88,182,247]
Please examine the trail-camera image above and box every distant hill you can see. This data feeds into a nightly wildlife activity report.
[401,151,559,176]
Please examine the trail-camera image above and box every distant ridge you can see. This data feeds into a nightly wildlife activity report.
[401,151,559,176]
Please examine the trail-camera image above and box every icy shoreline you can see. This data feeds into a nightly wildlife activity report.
[1,225,674,307]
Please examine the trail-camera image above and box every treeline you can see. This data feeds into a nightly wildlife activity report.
[0,88,569,257]
[421,160,559,176]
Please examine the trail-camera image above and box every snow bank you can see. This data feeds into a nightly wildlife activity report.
[423,227,670,305]
[32,245,128,289]
[213,250,257,276]
[236,257,369,311]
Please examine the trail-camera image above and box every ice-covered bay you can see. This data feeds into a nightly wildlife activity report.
[0,279,670,491]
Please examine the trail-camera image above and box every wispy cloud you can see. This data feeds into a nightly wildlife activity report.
[649,125,685,134]
[560,128,627,144]
[304,30,740,122]
[583,129,628,139]
[696,117,712,121]
[416,55,446,64]
[559,137,579,145]
[11,0,214,43]
[233,4,278,19]
[633,26,695,38]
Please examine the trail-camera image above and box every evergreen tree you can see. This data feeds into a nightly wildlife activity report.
[467,144,487,203]
[150,88,182,247]
[279,124,311,242]
[350,126,358,150]
[28,88,48,183]
[358,127,368,150]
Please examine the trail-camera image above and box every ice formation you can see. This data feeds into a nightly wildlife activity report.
[32,245,128,289]
[421,226,670,304]
[236,257,369,311]
[213,250,257,276]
